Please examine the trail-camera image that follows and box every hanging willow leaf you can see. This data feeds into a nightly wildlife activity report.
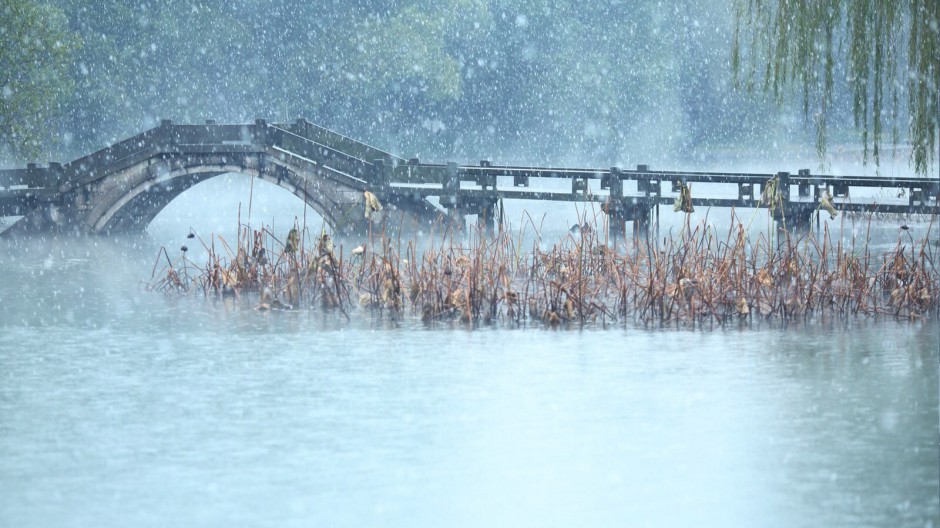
[732,0,938,177]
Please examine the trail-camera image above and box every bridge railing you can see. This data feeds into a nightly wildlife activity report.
[56,124,173,190]
[58,120,265,190]
[384,160,938,215]
[391,161,938,192]
[266,125,374,184]
[278,118,402,165]
[0,163,63,188]
[168,123,255,145]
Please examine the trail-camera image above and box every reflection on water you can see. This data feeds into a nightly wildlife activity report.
[0,233,937,528]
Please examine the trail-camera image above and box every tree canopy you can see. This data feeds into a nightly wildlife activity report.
[0,0,79,159]
[732,0,939,176]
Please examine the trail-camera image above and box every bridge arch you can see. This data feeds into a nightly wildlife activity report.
[84,156,365,235]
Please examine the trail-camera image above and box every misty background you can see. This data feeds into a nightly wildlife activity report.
[8,0,896,171]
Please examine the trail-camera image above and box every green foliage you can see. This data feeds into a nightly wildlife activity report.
[0,0,79,160]
[732,0,939,176]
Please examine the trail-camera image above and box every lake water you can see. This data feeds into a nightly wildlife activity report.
[1,177,938,527]
[0,233,937,528]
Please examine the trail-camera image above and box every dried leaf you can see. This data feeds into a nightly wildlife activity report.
[736,296,750,315]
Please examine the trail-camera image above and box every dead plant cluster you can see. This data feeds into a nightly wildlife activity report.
[146,214,939,327]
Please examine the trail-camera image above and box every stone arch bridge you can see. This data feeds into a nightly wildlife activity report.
[0,119,444,237]
[1,118,937,238]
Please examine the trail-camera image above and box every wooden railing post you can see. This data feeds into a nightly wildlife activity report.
[48,162,63,188]
[443,161,465,233]
[372,158,391,192]
[157,119,174,151]
[254,118,268,147]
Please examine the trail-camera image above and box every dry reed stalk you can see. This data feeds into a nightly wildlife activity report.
[146,212,940,327]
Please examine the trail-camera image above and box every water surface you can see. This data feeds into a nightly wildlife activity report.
[0,231,937,528]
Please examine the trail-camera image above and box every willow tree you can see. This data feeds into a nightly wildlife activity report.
[731,0,938,177]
